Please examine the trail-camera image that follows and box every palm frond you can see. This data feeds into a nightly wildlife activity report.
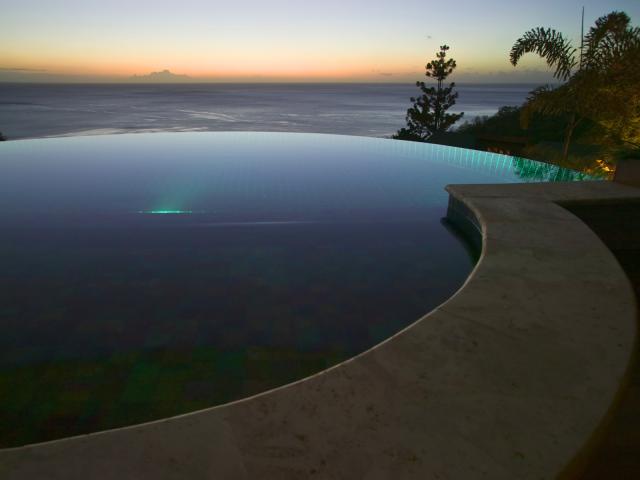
[583,11,640,70]
[519,85,563,129]
[584,11,630,50]
[510,28,577,80]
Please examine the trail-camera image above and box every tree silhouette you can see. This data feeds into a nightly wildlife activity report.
[394,45,463,141]
[511,11,640,161]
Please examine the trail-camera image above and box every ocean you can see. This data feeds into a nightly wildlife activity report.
[0,83,538,140]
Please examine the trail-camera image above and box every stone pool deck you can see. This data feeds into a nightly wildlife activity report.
[563,199,640,477]
[1,181,639,479]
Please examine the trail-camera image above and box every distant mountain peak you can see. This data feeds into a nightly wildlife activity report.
[130,70,191,82]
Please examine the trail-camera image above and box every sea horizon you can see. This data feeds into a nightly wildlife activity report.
[0,81,549,84]
[0,82,542,141]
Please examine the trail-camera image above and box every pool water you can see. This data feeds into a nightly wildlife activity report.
[0,132,596,446]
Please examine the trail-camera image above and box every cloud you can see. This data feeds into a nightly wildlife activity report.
[0,67,47,72]
[371,68,395,77]
[130,69,191,82]
[453,66,557,83]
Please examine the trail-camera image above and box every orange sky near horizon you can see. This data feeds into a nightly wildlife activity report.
[1,48,419,78]
[0,43,558,83]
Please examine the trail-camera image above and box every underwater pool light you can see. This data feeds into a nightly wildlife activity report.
[138,210,194,215]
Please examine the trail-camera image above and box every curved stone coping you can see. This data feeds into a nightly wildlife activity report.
[1,181,638,479]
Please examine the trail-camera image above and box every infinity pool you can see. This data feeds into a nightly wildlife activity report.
[0,132,595,446]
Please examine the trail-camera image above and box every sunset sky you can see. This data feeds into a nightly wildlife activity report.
[1,0,638,83]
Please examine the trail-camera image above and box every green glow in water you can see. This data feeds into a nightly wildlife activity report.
[138,210,193,215]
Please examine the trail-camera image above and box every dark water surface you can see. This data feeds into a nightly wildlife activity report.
[0,83,540,140]
[0,132,592,446]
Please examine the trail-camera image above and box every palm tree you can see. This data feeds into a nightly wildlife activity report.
[510,11,640,161]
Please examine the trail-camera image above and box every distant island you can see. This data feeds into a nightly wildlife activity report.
[129,70,191,82]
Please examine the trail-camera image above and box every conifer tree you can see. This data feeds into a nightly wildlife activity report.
[394,45,463,141]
